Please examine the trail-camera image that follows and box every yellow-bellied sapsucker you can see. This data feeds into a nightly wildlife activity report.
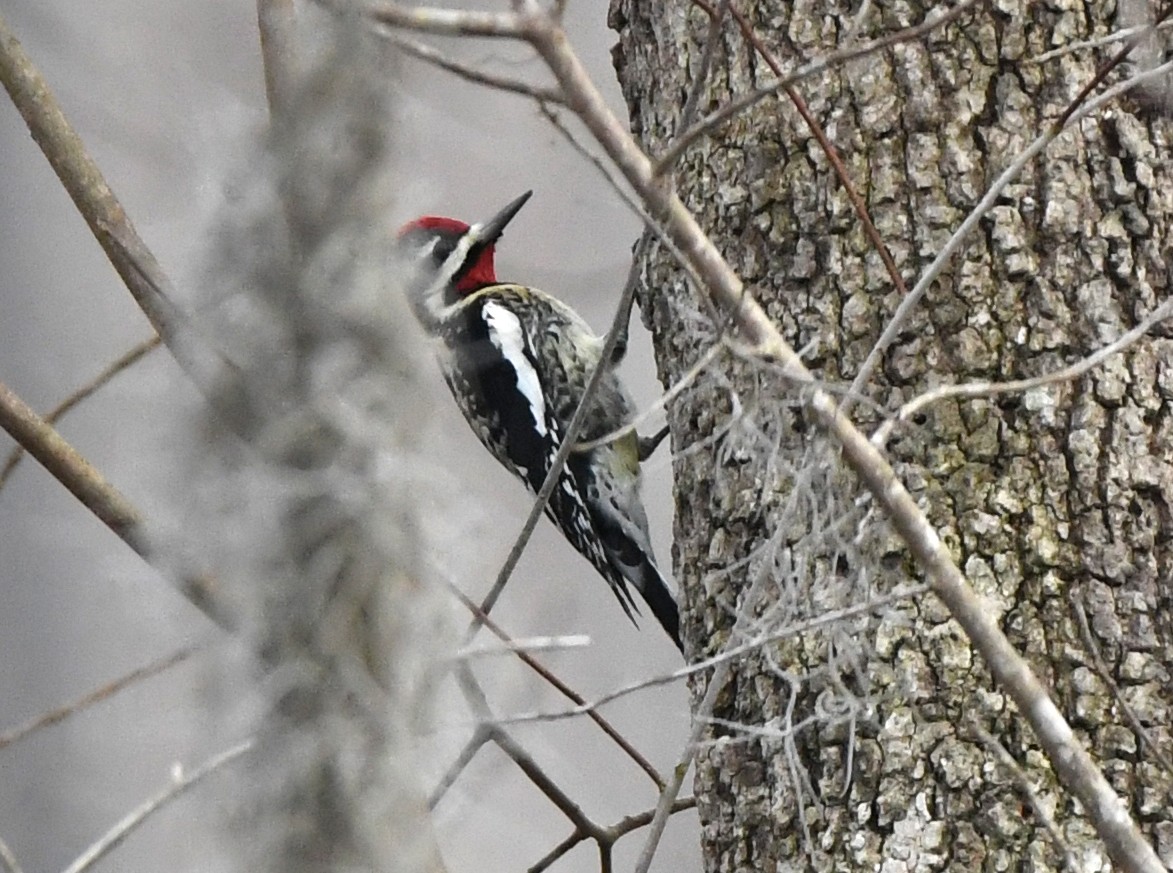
[398,191,681,652]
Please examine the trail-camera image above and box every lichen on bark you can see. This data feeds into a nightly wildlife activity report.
[610,0,1173,869]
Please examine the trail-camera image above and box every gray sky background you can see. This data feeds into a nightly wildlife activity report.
[0,2,697,871]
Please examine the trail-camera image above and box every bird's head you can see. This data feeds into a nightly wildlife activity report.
[396,191,532,316]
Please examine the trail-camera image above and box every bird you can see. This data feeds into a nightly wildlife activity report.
[397,191,682,652]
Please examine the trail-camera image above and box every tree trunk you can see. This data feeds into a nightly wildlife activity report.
[611,1,1173,869]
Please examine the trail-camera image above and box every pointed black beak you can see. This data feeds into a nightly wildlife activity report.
[477,190,533,246]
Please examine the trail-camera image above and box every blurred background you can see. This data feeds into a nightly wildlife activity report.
[0,2,696,871]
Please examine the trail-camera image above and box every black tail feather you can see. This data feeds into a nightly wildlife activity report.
[635,560,683,653]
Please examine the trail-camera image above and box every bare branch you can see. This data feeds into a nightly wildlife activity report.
[574,342,723,453]
[705,0,910,319]
[385,32,564,102]
[0,335,160,492]
[0,378,232,627]
[496,583,928,727]
[352,2,524,38]
[872,297,1173,448]
[0,379,142,543]
[0,13,210,361]
[449,584,666,789]
[490,726,601,838]
[257,0,300,118]
[1031,19,1173,63]
[1070,594,1173,775]
[59,739,255,873]
[848,51,1173,406]
[969,719,1078,871]
[0,645,199,750]
[0,836,24,873]
[654,0,979,173]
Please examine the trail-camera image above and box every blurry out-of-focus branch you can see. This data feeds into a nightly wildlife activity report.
[0,645,199,750]
[0,379,142,542]
[59,739,256,873]
[0,378,232,626]
[0,11,254,431]
[0,13,182,345]
[0,835,24,873]
[257,0,300,119]
[0,335,160,492]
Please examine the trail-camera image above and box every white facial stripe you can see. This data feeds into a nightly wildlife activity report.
[418,224,481,315]
[482,301,548,437]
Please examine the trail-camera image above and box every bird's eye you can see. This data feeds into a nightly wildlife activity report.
[431,237,457,264]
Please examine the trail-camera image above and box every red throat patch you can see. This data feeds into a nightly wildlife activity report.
[456,246,498,293]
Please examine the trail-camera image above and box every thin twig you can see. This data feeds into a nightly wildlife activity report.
[428,725,492,809]
[704,0,910,322]
[0,12,253,434]
[0,336,161,492]
[450,584,666,789]
[653,0,979,173]
[848,46,1173,406]
[0,645,200,750]
[358,1,524,37]
[1070,594,1173,775]
[969,719,1078,870]
[574,342,723,452]
[385,32,564,103]
[1031,19,1173,63]
[495,584,927,726]
[489,725,601,838]
[59,739,255,873]
[527,797,697,873]
[871,297,1173,448]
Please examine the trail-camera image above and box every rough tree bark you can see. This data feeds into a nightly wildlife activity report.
[611,0,1173,869]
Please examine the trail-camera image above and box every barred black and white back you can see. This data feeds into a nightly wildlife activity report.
[398,195,682,652]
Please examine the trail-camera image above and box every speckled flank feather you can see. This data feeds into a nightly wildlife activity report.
[432,283,682,650]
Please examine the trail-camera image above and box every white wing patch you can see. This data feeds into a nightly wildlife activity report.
[482,300,548,437]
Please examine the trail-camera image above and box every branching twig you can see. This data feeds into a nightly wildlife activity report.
[653,0,979,173]
[0,336,160,492]
[384,32,564,103]
[871,297,1173,448]
[1070,594,1173,775]
[0,645,199,750]
[527,797,697,873]
[848,47,1173,405]
[495,584,927,726]
[450,584,666,789]
[59,739,255,873]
